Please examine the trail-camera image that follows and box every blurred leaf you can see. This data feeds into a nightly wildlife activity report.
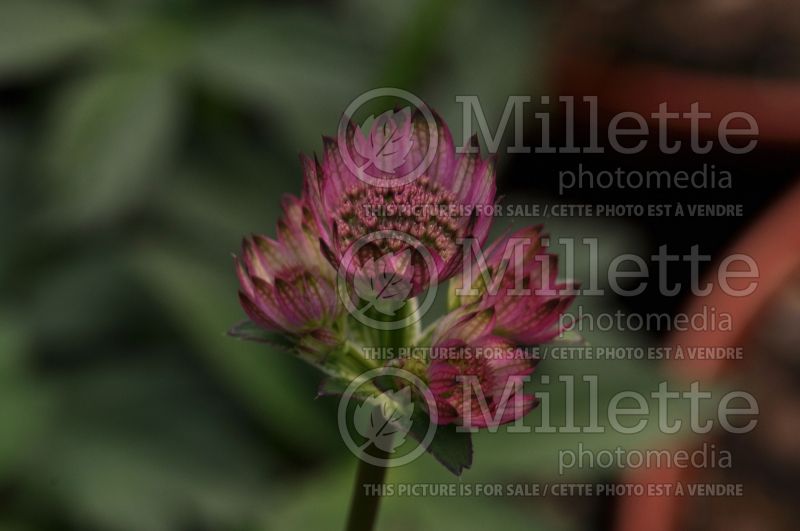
[0,0,104,78]
[0,313,49,478]
[192,9,374,150]
[0,120,25,282]
[29,251,132,350]
[26,358,271,531]
[43,69,180,224]
[151,160,287,246]
[130,243,336,456]
[425,0,552,150]
[375,0,455,88]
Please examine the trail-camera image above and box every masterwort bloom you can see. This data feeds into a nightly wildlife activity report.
[233,104,577,441]
[234,195,341,346]
[302,109,497,295]
[446,226,576,345]
[415,226,575,428]
[427,321,538,428]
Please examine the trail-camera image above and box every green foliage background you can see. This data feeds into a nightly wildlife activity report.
[0,1,678,529]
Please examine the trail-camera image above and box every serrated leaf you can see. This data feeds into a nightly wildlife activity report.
[407,410,473,476]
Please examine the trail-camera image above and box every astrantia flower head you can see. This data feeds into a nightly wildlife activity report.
[235,195,341,343]
[445,226,576,345]
[302,110,497,296]
[428,332,538,428]
[231,103,579,484]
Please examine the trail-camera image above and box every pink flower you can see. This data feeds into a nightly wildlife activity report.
[235,195,341,338]
[444,226,576,345]
[428,331,537,428]
[423,227,576,427]
[302,110,496,296]
[231,107,578,437]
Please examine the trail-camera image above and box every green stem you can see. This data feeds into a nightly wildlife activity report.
[343,298,419,531]
[344,439,392,531]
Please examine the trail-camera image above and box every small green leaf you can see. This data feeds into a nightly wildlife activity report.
[407,409,472,476]
[317,376,355,398]
[319,376,473,475]
[227,320,296,352]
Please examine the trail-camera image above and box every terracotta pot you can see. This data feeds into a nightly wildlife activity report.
[615,179,800,531]
[551,54,800,146]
